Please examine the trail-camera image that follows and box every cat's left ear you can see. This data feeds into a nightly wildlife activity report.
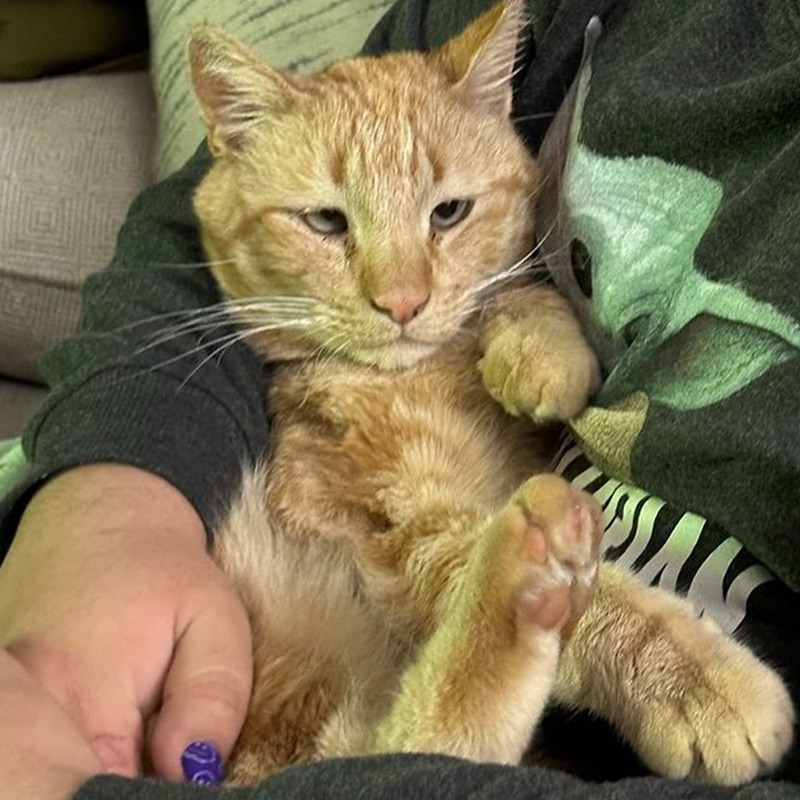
[436,0,527,117]
[188,26,302,156]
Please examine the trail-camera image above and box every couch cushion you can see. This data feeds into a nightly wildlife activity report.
[148,0,394,177]
[0,71,156,383]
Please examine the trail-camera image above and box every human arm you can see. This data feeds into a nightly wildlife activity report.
[0,144,264,777]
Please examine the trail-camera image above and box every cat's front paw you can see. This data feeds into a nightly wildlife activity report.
[623,598,795,784]
[478,323,600,423]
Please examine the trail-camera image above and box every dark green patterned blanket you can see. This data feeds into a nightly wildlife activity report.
[372,0,800,591]
[555,0,800,591]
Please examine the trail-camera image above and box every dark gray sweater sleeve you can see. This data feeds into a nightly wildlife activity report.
[0,142,271,552]
[72,756,800,800]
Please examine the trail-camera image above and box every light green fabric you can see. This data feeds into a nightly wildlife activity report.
[0,440,27,500]
[148,0,395,177]
[567,146,800,411]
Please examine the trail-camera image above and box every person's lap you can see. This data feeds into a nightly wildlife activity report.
[3,435,797,787]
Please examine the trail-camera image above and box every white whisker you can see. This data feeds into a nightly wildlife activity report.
[132,297,321,353]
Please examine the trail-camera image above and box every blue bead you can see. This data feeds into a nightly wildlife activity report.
[181,741,225,785]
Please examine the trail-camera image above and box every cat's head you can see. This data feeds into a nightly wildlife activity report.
[190,0,538,370]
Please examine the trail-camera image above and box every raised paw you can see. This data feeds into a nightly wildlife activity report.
[484,474,603,639]
[478,323,600,423]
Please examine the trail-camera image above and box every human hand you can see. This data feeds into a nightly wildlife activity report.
[0,464,253,780]
[1,646,100,800]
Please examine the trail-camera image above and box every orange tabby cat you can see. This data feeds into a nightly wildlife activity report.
[188,0,794,786]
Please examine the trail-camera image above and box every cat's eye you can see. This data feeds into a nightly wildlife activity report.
[301,208,348,236]
[430,199,474,231]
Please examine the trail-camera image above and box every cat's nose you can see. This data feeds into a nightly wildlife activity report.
[370,290,430,325]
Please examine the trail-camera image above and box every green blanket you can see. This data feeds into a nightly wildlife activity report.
[527,0,800,591]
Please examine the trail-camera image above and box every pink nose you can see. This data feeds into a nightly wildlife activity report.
[371,290,430,325]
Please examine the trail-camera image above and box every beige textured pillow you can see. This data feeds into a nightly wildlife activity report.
[0,71,156,383]
[148,0,394,177]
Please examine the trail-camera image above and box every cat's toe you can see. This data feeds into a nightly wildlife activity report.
[479,323,600,423]
[689,632,795,783]
[506,475,602,631]
[749,672,795,769]
[629,610,795,784]
[518,582,572,630]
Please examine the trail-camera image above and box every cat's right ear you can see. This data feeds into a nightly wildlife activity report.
[436,0,526,118]
[188,26,301,156]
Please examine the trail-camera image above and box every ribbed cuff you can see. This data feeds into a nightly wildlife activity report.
[0,367,262,559]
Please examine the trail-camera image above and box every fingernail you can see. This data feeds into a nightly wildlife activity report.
[181,741,224,786]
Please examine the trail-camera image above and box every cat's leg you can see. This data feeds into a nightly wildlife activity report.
[364,474,602,763]
[554,561,795,784]
[480,288,794,781]
[479,285,600,422]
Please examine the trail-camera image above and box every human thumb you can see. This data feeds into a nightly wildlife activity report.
[149,585,252,782]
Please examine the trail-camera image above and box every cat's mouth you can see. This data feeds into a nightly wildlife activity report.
[397,331,433,346]
[348,334,439,370]
[358,330,438,349]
